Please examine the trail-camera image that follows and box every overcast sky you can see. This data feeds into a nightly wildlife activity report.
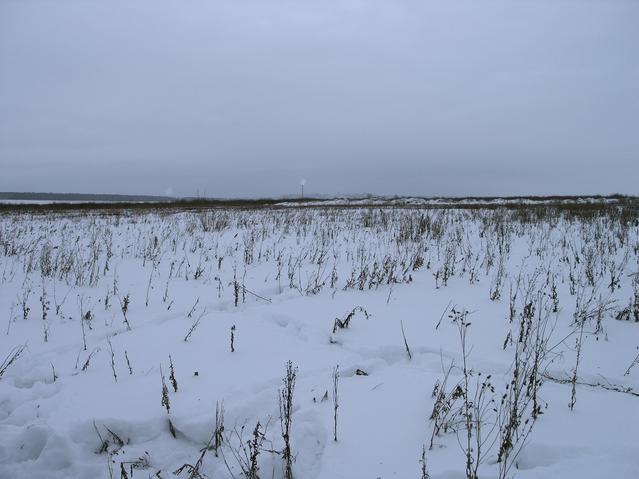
[1,0,637,198]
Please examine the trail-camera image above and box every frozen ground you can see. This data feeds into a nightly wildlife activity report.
[0,206,638,479]
[276,195,626,207]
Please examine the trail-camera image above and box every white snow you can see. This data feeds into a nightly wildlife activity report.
[0,206,637,479]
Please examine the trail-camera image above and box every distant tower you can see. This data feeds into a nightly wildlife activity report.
[300,179,307,198]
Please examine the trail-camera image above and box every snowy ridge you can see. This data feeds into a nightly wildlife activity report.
[276,195,629,207]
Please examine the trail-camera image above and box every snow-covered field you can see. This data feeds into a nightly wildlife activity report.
[1,206,638,479]
[276,196,625,208]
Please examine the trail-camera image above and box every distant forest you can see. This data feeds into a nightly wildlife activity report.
[0,192,173,202]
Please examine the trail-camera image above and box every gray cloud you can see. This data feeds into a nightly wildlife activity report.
[1,0,637,197]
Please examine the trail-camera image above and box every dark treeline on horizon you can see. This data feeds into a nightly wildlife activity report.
[0,192,173,202]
